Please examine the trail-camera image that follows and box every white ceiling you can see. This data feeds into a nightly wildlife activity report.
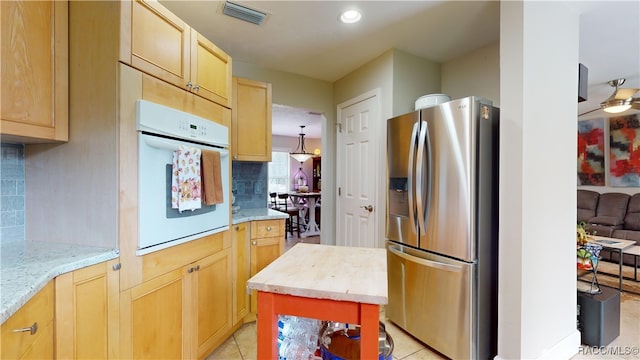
[160,1,640,137]
[271,104,322,139]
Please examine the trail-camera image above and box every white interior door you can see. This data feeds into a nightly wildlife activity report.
[336,91,379,248]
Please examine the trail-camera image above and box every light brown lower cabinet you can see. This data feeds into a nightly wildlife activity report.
[1,282,54,359]
[55,259,120,359]
[190,248,233,359]
[120,247,232,359]
[249,219,285,317]
[232,223,250,324]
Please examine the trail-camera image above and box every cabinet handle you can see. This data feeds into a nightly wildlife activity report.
[194,265,200,271]
[13,322,38,335]
[112,263,121,271]
[186,81,193,89]
[252,241,257,246]
[266,226,272,231]
[188,267,195,273]
[193,84,200,92]
[235,226,239,231]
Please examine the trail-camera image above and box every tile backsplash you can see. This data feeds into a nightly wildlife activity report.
[1,143,25,242]
[0,153,268,242]
[232,161,268,209]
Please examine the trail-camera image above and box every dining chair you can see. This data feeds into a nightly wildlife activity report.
[276,193,301,238]
[269,192,278,210]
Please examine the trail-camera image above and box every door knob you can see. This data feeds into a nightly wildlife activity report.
[361,205,373,212]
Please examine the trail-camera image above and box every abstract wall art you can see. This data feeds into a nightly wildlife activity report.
[609,114,640,187]
[577,118,605,186]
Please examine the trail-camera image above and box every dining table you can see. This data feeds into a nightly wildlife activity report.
[288,191,321,238]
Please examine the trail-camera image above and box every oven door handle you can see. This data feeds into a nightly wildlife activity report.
[142,136,229,157]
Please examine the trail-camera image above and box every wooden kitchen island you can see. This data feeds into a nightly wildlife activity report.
[247,243,387,359]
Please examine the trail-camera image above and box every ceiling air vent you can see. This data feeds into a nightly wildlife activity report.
[222,1,268,26]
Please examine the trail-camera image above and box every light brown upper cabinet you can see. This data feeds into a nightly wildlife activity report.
[191,31,232,108]
[124,0,232,108]
[232,77,272,161]
[0,1,68,143]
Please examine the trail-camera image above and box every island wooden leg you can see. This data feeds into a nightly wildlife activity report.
[256,291,278,359]
[360,303,379,359]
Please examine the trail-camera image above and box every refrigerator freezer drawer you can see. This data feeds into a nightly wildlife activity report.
[386,242,475,359]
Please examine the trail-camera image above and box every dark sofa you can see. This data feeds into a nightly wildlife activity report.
[577,189,640,265]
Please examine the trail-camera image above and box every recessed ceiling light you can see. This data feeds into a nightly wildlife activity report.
[340,9,361,24]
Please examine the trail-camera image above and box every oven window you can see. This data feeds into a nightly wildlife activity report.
[165,164,216,218]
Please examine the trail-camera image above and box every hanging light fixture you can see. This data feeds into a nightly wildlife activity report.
[290,125,313,163]
[601,79,638,114]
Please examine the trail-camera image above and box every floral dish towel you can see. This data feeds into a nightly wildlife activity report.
[171,145,202,212]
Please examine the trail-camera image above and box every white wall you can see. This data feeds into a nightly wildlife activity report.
[497,2,581,359]
[392,50,441,116]
[442,42,500,106]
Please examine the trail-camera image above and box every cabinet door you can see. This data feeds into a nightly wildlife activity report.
[191,31,232,107]
[232,223,250,324]
[0,0,68,143]
[128,0,190,90]
[189,249,233,358]
[55,259,120,359]
[249,220,285,313]
[1,282,54,359]
[232,77,272,161]
[18,319,54,360]
[121,268,185,359]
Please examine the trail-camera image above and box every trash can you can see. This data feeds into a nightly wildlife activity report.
[577,286,620,347]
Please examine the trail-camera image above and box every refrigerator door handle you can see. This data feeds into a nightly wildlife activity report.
[415,121,431,235]
[388,244,463,273]
[407,122,420,232]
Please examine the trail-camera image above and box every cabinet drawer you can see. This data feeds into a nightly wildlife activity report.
[1,282,54,359]
[251,219,284,238]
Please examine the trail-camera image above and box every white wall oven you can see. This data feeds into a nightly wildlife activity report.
[136,100,230,255]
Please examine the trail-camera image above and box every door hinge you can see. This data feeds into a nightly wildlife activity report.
[338,187,341,196]
[336,122,342,133]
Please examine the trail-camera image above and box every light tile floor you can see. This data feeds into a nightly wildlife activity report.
[207,235,640,360]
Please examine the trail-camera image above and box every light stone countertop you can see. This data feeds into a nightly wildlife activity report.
[1,239,118,324]
[1,208,284,324]
[232,207,288,225]
[247,243,388,305]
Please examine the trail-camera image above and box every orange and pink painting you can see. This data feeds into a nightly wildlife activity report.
[578,118,605,186]
[610,114,640,187]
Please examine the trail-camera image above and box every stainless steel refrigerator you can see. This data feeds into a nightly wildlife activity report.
[386,96,499,359]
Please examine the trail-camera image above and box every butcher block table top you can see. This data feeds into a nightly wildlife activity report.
[247,243,388,304]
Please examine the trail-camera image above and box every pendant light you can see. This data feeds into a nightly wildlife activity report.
[290,125,313,163]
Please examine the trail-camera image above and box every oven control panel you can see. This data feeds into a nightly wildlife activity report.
[136,100,229,147]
